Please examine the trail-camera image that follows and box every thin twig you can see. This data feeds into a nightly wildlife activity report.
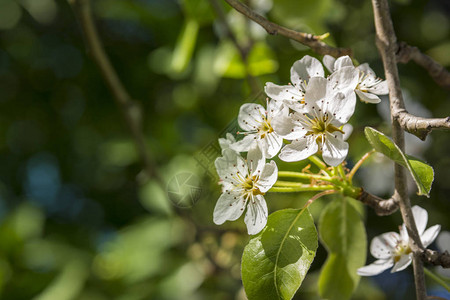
[371,0,427,298]
[302,190,337,209]
[223,0,351,57]
[397,41,450,90]
[422,249,450,268]
[69,0,157,180]
[357,189,399,216]
[347,150,376,183]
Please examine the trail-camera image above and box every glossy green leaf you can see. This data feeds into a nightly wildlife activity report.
[364,127,434,197]
[242,208,318,300]
[318,197,367,300]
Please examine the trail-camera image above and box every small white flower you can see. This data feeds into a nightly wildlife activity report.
[357,206,441,276]
[214,144,278,235]
[230,99,283,158]
[323,55,388,104]
[273,69,359,166]
[218,133,236,150]
[264,55,325,111]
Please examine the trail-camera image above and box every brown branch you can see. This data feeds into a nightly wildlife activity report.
[397,42,450,90]
[223,0,351,57]
[371,0,427,299]
[69,0,157,179]
[358,189,399,216]
[396,112,450,141]
[422,249,450,268]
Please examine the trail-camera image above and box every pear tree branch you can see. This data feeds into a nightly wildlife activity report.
[371,0,428,298]
[397,41,450,90]
[223,0,352,57]
[357,189,399,216]
[69,0,157,180]
[395,111,450,141]
[422,250,450,268]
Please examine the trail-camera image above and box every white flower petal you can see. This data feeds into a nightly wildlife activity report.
[355,89,381,104]
[278,136,318,162]
[238,103,265,132]
[357,259,394,276]
[244,194,268,235]
[367,80,389,95]
[263,133,283,158]
[322,132,348,166]
[391,253,413,273]
[213,191,245,225]
[219,133,236,150]
[230,134,257,153]
[215,149,248,180]
[327,89,356,124]
[421,224,441,248]
[287,101,307,113]
[323,55,336,73]
[258,160,278,193]
[370,235,396,259]
[378,231,402,248]
[342,124,353,141]
[272,111,307,140]
[265,82,302,102]
[291,55,324,86]
[304,76,327,104]
[412,205,428,236]
[247,143,265,175]
[327,66,359,93]
[357,63,375,76]
[334,56,354,69]
[267,98,284,115]
[400,224,409,243]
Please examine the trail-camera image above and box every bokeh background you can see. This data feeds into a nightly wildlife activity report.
[0,0,449,299]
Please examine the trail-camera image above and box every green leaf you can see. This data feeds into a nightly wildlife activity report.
[241,208,318,300]
[318,197,367,300]
[364,127,434,197]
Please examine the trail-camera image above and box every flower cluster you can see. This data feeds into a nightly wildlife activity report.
[358,206,441,276]
[213,55,388,234]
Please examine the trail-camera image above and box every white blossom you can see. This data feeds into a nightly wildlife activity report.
[357,206,441,276]
[213,144,278,235]
[273,68,359,166]
[323,55,388,104]
[264,55,324,111]
[230,99,283,158]
[218,133,236,150]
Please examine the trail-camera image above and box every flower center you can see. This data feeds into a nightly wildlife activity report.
[393,241,411,262]
[258,117,274,139]
[242,175,264,196]
[308,116,344,135]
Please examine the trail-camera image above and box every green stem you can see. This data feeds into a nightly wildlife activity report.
[348,149,376,184]
[269,185,335,193]
[424,267,450,292]
[277,171,332,182]
[337,164,346,179]
[308,155,327,170]
[274,181,308,187]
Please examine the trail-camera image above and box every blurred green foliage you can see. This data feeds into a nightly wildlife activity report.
[0,0,448,299]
